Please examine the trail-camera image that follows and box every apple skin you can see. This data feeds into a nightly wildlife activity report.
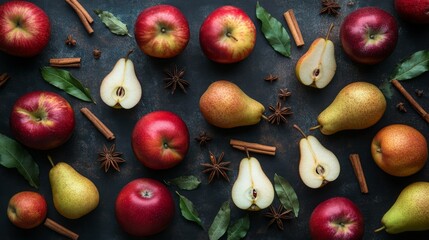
[394,0,429,24]
[132,110,189,170]
[199,5,256,63]
[135,4,190,58]
[309,197,364,240]
[340,7,398,65]
[0,1,50,57]
[10,91,75,150]
[7,191,48,229]
[115,178,175,237]
[371,124,428,177]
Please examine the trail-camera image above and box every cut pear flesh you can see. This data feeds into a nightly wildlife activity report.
[298,135,340,188]
[231,157,274,211]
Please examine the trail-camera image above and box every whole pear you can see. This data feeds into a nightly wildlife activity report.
[199,80,265,128]
[315,81,386,135]
[376,181,429,234]
[49,159,99,219]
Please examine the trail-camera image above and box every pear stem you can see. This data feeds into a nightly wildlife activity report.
[325,23,334,40]
[309,125,321,131]
[261,114,269,121]
[47,155,55,167]
[293,124,307,138]
[125,49,134,60]
[374,226,386,233]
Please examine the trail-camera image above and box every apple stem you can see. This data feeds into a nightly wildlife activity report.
[47,155,55,167]
[325,23,334,40]
[374,225,386,233]
[125,49,134,60]
[226,32,238,42]
[293,124,307,138]
[309,125,321,131]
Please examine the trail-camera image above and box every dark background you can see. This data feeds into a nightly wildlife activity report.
[1,0,428,239]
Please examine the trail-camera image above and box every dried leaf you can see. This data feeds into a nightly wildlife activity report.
[0,133,39,188]
[391,50,429,81]
[94,10,132,37]
[274,173,299,217]
[40,67,95,103]
[227,215,250,240]
[209,201,230,240]
[165,175,201,190]
[176,191,203,228]
[256,1,291,57]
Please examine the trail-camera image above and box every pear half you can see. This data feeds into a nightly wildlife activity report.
[100,50,142,109]
[294,125,340,188]
[296,24,336,89]
[231,157,274,211]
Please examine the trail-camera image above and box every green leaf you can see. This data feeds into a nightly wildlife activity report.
[0,133,39,188]
[274,173,299,217]
[40,67,95,103]
[391,50,429,81]
[176,191,203,228]
[256,1,291,57]
[227,215,250,240]
[165,175,201,190]
[94,10,132,37]
[209,201,230,240]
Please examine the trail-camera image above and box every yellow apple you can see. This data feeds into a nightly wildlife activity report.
[371,124,428,177]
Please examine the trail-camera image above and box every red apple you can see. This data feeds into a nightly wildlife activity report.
[340,7,398,65]
[0,1,50,57]
[135,4,190,58]
[115,178,175,237]
[10,91,75,150]
[309,197,364,240]
[132,110,189,170]
[199,5,256,63]
[395,0,429,24]
[7,191,48,229]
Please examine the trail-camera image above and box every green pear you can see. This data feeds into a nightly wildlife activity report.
[231,156,274,211]
[49,159,99,219]
[199,80,265,128]
[314,81,386,135]
[376,181,429,234]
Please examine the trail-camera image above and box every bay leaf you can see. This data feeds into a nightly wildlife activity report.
[176,191,203,228]
[209,201,230,240]
[274,173,299,217]
[165,175,201,190]
[40,67,95,103]
[391,50,429,81]
[227,214,250,240]
[94,10,132,37]
[0,133,39,188]
[256,1,291,57]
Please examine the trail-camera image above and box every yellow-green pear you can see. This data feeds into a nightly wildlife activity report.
[49,160,99,219]
[100,50,142,109]
[314,81,386,135]
[199,80,265,128]
[296,24,336,89]
[231,156,274,211]
[376,182,429,234]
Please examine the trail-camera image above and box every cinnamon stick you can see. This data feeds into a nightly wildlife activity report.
[50,57,81,65]
[349,154,368,194]
[70,0,94,24]
[65,0,94,34]
[230,139,276,156]
[283,9,304,47]
[44,218,79,240]
[391,79,429,123]
[80,108,115,140]
[50,63,81,68]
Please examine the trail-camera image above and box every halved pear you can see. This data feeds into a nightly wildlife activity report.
[231,157,274,211]
[100,50,142,109]
[295,24,336,89]
[294,125,340,188]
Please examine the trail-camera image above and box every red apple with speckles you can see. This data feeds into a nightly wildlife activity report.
[395,0,429,24]
[115,178,175,237]
[7,191,48,229]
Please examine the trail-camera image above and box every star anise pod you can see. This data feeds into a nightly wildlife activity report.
[266,101,293,125]
[195,131,212,146]
[93,48,102,59]
[396,102,407,113]
[200,151,231,183]
[65,34,77,46]
[264,205,293,230]
[98,144,125,172]
[278,88,292,101]
[415,89,424,97]
[320,0,341,16]
[264,74,279,83]
[164,65,189,94]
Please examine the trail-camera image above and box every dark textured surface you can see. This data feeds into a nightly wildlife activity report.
[1,0,428,239]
